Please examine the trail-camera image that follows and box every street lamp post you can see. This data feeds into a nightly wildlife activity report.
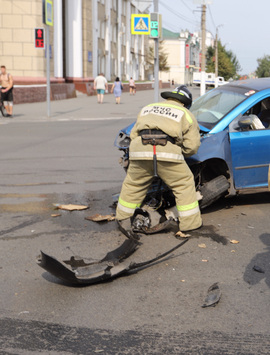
[200,4,206,96]
[153,0,159,102]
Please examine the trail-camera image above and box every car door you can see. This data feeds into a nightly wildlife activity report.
[229,95,270,189]
[230,129,270,189]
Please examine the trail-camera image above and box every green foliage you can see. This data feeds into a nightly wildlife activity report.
[148,41,170,72]
[206,41,241,80]
[256,55,270,78]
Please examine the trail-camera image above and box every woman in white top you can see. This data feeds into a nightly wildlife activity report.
[129,77,136,95]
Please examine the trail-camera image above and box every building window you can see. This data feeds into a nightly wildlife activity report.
[123,0,126,15]
[122,25,126,45]
[97,20,101,38]
[113,26,117,42]
[100,21,105,40]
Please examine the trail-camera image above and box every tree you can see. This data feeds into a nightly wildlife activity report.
[147,41,170,73]
[226,49,241,73]
[206,41,241,80]
[256,55,270,78]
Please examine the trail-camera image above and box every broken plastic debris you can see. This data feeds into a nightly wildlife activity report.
[198,243,206,248]
[253,265,265,273]
[230,240,239,244]
[165,206,178,221]
[37,238,189,285]
[54,204,89,211]
[51,214,61,218]
[202,282,221,308]
[85,214,115,222]
[175,231,191,238]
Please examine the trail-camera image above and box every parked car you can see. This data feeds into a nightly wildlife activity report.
[115,78,270,208]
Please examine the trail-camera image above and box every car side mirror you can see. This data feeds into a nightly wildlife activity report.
[238,115,254,129]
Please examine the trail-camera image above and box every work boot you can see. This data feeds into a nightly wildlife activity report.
[117,218,140,240]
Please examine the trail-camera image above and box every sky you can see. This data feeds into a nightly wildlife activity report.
[149,0,270,74]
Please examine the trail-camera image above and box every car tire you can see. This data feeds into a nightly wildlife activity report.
[200,175,230,209]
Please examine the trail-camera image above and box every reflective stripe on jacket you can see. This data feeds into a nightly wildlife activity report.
[129,99,201,163]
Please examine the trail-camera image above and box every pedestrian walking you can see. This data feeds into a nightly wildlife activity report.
[111,77,123,104]
[116,85,202,239]
[94,73,108,104]
[0,65,14,117]
[129,77,136,95]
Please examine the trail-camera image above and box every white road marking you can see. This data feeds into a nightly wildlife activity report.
[0,116,133,124]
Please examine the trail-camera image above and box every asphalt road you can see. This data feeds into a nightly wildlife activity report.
[0,89,270,354]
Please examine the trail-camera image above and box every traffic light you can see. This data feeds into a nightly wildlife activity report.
[35,28,45,48]
[150,13,162,39]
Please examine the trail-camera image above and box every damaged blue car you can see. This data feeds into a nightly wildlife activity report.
[115,78,270,208]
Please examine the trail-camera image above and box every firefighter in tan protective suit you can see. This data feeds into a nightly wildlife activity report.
[116,85,202,238]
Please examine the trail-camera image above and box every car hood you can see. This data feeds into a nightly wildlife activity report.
[119,123,210,136]
[120,122,135,136]
[199,124,210,133]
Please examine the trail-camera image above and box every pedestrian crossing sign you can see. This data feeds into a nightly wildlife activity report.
[131,14,150,35]
[43,0,53,26]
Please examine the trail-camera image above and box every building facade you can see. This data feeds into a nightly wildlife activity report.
[0,0,148,83]
[159,28,214,86]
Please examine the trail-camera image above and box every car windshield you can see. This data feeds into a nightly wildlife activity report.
[190,87,247,129]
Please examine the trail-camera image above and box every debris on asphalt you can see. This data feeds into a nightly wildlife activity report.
[51,213,61,218]
[165,206,178,221]
[202,259,208,262]
[85,214,115,222]
[175,231,191,238]
[132,208,175,235]
[37,238,189,285]
[230,239,239,244]
[198,243,206,248]
[247,226,254,229]
[231,250,236,253]
[202,282,221,308]
[253,265,265,273]
[54,204,89,211]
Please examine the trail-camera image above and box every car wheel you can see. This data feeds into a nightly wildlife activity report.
[200,175,230,209]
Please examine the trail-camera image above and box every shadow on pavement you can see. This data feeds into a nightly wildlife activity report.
[202,191,270,215]
[243,233,270,288]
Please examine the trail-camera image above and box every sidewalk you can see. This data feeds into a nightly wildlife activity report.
[1,87,200,123]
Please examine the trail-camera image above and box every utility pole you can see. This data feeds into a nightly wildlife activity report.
[154,0,159,102]
[46,24,51,117]
[200,4,206,96]
[215,30,218,84]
